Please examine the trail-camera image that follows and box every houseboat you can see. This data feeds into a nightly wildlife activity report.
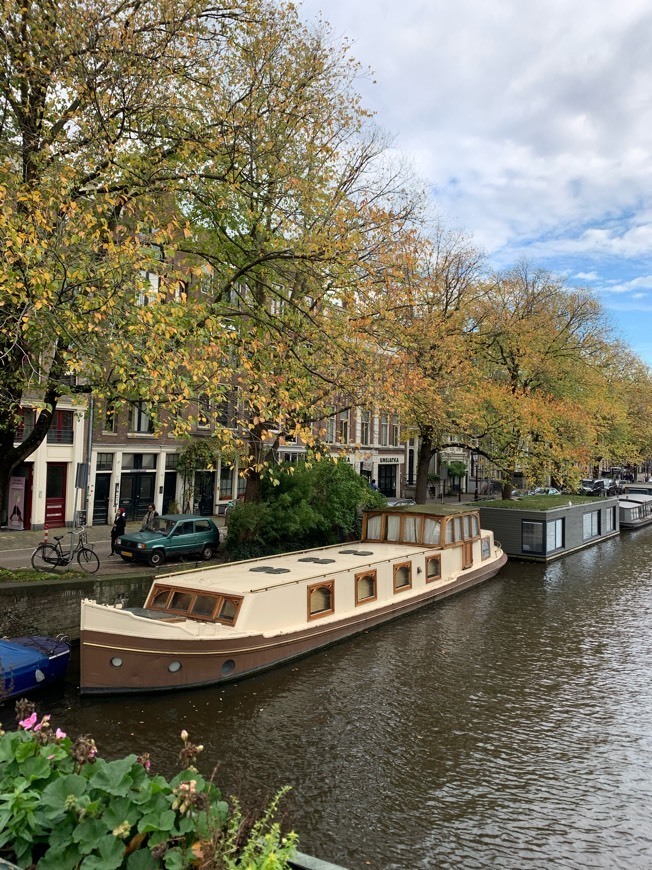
[80,505,507,694]
[618,493,652,531]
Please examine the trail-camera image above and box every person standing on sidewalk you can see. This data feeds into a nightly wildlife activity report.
[140,503,160,532]
[110,508,127,555]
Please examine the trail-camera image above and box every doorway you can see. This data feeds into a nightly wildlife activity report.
[93,473,112,525]
[45,463,67,527]
[119,472,156,522]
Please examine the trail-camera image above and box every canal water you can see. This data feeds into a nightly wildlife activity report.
[5,525,652,868]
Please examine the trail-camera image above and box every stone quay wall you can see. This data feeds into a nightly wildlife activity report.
[0,575,152,640]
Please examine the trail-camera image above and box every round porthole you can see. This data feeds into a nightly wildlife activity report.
[110,657,123,668]
[34,669,45,683]
[221,659,235,676]
[168,661,182,673]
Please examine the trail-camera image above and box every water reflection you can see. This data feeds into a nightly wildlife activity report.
[5,527,652,867]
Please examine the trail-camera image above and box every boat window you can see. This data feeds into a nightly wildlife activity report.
[445,520,454,544]
[463,515,472,538]
[403,515,419,543]
[308,581,334,619]
[169,591,193,612]
[423,518,441,546]
[355,571,377,604]
[191,594,218,617]
[217,597,239,624]
[426,556,441,581]
[385,514,401,541]
[471,514,480,536]
[365,514,382,540]
[393,562,412,592]
[481,537,491,559]
[454,517,464,541]
[149,587,171,609]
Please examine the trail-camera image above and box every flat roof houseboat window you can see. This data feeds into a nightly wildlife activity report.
[426,555,441,581]
[355,571,377,604]
[423,518,441,546]
[366,514,382,540]
[309,582,335,618]
[170,591,193,613]
[191,594,218,618]
[403,515,419,543]
[150,587,172,609]
[386,514,400,541]
[217,597,239,624]
[394,562,411,592]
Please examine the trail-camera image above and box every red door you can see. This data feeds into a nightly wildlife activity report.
[46,463,67,527]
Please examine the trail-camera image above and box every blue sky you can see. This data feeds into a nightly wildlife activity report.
[299,0,652,365]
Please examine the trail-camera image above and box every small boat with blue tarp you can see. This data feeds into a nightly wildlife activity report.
[0,636,71,701]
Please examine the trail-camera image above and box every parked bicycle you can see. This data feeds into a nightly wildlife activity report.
[31,526,100,574]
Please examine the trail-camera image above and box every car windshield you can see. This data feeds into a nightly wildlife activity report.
[160,519,178,535]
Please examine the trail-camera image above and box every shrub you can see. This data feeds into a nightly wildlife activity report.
[0,700,297,869]
[225,458,386,559]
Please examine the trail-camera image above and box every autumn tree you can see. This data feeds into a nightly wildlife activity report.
[0,0,277,520]
[470,261,622,496]
[167,8,423,501]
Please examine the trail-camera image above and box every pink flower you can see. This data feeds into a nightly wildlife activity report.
[55,728,67,739]
[19,712,38,730]
[34,715,51,732]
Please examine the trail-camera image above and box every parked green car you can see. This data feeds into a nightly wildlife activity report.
[115,514,220,567]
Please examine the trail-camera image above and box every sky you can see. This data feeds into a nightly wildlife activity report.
[298,0,652,365]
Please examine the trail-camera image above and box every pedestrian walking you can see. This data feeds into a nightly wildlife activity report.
[110,507,127,555]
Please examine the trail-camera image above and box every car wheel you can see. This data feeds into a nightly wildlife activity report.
[200,545,214,561]
[148,550,165,567]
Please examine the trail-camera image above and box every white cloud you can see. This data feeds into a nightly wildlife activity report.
[299,0,652,360]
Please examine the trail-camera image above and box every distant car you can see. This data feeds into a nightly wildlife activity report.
[530,487,561,496]
[579,479,605,496]
[115,514,220,567]
[386,497,417,507]
[599,478,618,495]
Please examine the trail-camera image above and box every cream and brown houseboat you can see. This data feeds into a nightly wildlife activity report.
[80,505,507,694]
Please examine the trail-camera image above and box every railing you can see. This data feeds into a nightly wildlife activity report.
[47,428,74,444]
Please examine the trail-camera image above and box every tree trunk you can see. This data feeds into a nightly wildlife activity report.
[415,427,435,504]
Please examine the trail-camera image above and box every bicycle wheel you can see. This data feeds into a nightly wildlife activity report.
[77,546,100,574]
[31,543,61,570]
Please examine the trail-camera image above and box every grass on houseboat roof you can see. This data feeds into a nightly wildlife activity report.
[379,503,483,516]
[474,494,600,510]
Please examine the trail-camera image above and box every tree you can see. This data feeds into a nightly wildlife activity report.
[470,261,621,495]
[0,0,266,521]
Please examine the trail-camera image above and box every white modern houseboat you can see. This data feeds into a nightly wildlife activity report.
[80,505,507,694]
[617,493,652,531]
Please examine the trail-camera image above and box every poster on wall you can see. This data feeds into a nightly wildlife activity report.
[8,476,25,530]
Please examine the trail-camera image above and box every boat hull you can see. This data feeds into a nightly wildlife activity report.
[80,552,507,694]
[1,636,71,701]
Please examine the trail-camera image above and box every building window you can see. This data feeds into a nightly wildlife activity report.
[360,410,370,446]
[355,571,377,604]
[165,453,179,469]
[197,395,210,429]
[379,413,389,446]
[393,562,412,592]
[337,411,349,444]
[47,410,74,444]
[16,408,36,440]
[308,581,334,619]
[324,414,336,443]
[96,453,113,471]
[583,510,600,540]
[103,402,116,433]
[426,555,441,581]
[129,401,154,434]
[546,518,564,551]
[390,414,400,446]
[522,520,544,553]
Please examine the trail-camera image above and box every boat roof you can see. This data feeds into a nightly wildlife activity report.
[154,540,435,596]
[618,493,652,504]
[374,503,480,517]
